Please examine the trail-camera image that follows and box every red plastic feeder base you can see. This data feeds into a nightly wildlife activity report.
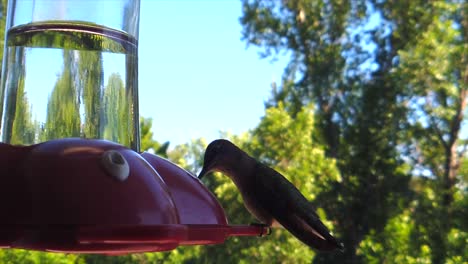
[0,139,268,254]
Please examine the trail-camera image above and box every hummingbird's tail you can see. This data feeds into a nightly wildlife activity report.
[277,212,344,251]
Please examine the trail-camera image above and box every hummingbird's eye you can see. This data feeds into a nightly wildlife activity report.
[204,142,223,164]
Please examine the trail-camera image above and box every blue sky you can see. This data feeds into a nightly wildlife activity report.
[22,1,465,148]
[138,0,287,146]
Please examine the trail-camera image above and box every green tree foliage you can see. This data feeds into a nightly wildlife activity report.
[9,67,37,144]
[1,44,38,144]
[393,2,467,263]
[0,249,84,264]
[0,0,5,133]
[79,51,103,139]
[140,116,169,156]
[102,73,129,146]
[358,209,432,264]
[0,0,6,62]
[241,1,405,262]
[240,0,467,263]
[44,50,81,140]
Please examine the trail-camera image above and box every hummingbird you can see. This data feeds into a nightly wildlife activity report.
[198,139,343,252]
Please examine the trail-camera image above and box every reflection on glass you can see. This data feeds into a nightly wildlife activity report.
[0,21,139,150]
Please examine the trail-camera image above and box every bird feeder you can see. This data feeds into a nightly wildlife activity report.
[0,0,268,255]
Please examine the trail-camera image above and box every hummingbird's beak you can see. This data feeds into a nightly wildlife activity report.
[198,165,210,179]
[198,158,218,179]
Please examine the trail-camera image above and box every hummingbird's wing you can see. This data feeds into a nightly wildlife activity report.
[254,163,343,251]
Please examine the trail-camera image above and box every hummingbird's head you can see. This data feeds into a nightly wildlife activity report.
[198,139,238,179]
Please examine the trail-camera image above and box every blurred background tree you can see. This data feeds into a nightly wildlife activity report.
[0,0,466,263]
[239,0,466,263]
[140,117,170,158]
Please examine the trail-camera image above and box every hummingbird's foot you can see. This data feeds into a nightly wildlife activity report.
[250,223,271,237]
[337,242,345,252]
